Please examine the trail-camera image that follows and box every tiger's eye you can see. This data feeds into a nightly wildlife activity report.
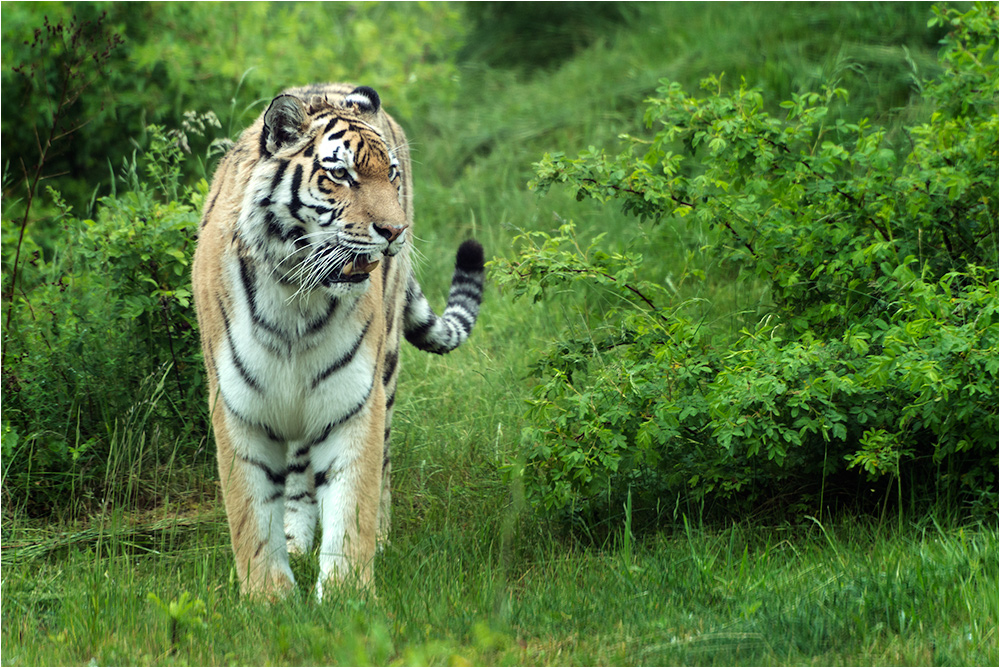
[329,167,349,180]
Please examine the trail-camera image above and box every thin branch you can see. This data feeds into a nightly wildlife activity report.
[579,176,696,208]
[577,176,757,257]
[523,265,670,323]
[754,132,892,240]
[51,115,97,143]
[38,170,72,183]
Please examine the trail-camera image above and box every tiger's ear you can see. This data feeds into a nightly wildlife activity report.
[342,86,381,118]
[263,94,308,155]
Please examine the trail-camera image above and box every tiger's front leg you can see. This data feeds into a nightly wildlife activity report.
[214,410,296,598]
[284,441,318,556]
[310,398,385,599]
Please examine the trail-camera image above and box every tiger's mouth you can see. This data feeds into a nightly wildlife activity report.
[322,254,380,285]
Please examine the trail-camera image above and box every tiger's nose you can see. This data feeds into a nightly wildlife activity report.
[373,221,407,243]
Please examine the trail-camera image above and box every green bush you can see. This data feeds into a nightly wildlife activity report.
[1,128,204,515]
[495,4,998,525]
[0,3,465,219]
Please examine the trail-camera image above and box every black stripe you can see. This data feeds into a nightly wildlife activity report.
[404,317,434,344]
[264,210,307,245]
[306,378,375,456]
[311,376,370,493]
[318,200,347,227]
[288,164,304,217]
[237,252,259,311]
[333,381,373,426]
[310,317,373,389]
[202,191,221,228]
[269,159,289,192]
[444,308,475,332]
[235,513,248,539]
[238,253,287,341]
[259,127,270,158]
[307,422,334,450]
[450,284,485,300]
[450,286,484,303]
[264,210,283,239]
[304,297,340,336]
[381,254,392,283]
[449,287,484,305]
[344,121,370,136]
[286,163,312,225]
[388,123,409,215]
[217,296,263,393]
[382,348,399,385]
[448,296,483,316]
[263,423,284,442]
[201,154,238,228]
[219,389,285,442]
[451,271,485,288]
[237,453,287,487]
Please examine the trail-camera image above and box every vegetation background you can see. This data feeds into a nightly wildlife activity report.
[1,2,997,665]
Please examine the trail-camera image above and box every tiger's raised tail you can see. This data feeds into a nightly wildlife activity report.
[403,240,485,354]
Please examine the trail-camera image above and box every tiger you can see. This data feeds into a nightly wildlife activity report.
[191,83,484,599]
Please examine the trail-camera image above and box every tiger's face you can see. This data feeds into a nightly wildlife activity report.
[248,87,408,295]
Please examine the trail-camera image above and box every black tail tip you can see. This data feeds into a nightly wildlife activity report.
[456,240,485,272]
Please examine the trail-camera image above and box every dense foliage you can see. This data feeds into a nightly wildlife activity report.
[496,4,998,523]
[0,3,466,209]
[2,129,204,514]
[0,2,987,522]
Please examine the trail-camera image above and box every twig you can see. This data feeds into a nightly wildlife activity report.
[577,177,757,257]
[579,176,696,208]
[527,265,670,323]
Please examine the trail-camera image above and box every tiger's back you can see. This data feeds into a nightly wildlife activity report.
[192,83,483,598]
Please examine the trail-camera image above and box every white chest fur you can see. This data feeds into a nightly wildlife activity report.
[215,255,379,444]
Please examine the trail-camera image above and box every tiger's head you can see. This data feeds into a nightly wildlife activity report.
[244,86,407,295]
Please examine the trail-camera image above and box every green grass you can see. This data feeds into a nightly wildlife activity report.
[3,505,996,665]
[2,2,996,665]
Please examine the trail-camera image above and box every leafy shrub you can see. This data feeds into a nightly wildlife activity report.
[1,128,204,515]
[495,4,998,524]
[1,2,466,212]
[0,8,126,209]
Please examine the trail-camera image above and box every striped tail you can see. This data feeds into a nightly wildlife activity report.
[403,240,485,354]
